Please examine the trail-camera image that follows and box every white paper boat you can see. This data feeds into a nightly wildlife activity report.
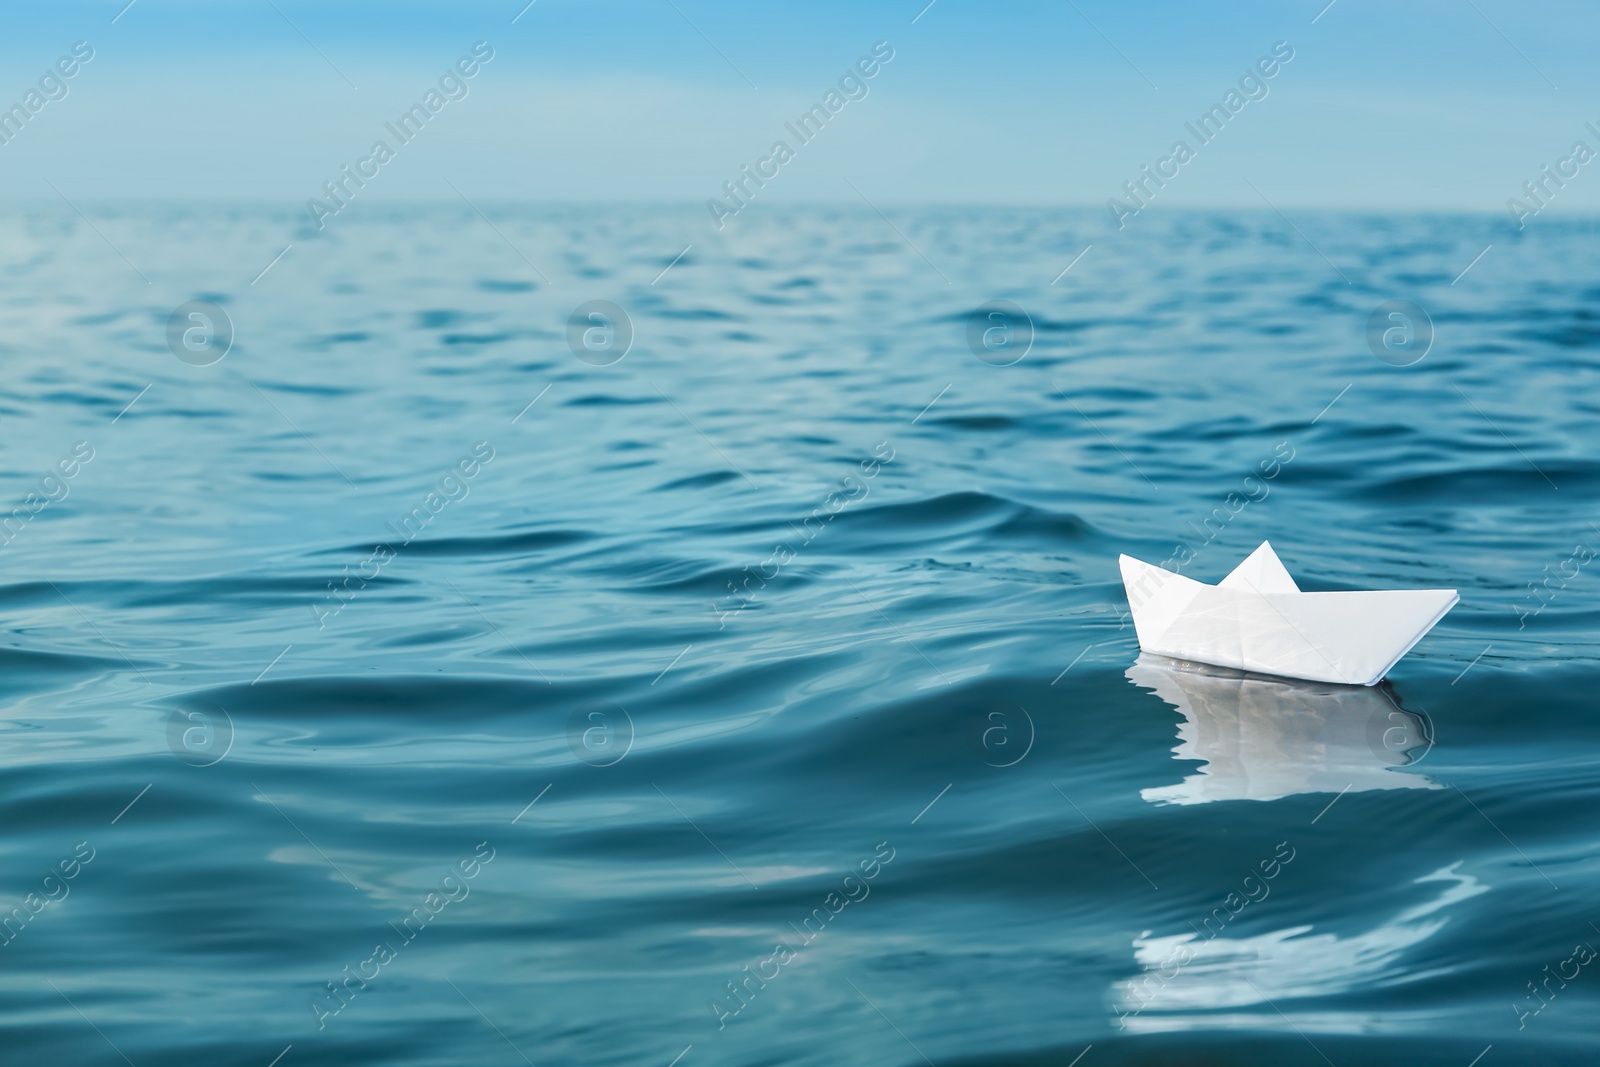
[1127,654,1439,805]
[1119,542,1457,686]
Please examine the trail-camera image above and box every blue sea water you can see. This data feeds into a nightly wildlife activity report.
[1,204,1597,1066]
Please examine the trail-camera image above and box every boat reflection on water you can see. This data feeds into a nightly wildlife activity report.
[1128,653,1439,805]
[1117,655,1470,1035]
[1112,862,1489,1034]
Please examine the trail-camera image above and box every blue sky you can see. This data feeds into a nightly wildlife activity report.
[1,0,1597,214]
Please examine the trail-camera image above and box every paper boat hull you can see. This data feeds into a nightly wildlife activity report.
[1120,552,1458,686]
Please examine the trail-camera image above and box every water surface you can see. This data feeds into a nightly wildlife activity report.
[0,205,1596,1065]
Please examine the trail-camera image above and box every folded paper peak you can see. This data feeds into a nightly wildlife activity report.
[1119,542,1457,687]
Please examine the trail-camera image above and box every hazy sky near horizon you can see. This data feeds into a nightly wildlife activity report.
[2,0,1598,222]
